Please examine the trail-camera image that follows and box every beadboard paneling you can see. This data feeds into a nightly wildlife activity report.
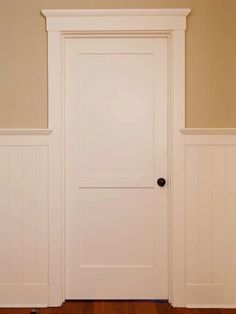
[0,143,49,306]
[185,144,236,307]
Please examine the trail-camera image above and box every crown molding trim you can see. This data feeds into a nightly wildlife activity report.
[42,9,191,17]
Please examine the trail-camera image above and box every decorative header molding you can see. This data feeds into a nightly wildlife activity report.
[181,128,236,135]
[42,9,191,31]
[42,9,191,17]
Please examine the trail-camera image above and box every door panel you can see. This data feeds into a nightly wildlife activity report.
[65,37,168,299]
[78,188,154,267]
[78,53,154,177]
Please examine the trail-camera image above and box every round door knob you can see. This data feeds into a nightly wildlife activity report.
[157,178,166,187]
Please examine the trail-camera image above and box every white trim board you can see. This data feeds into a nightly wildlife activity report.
[187,305,236,309]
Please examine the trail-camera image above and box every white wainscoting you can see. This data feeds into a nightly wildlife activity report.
[184,130,236,307]
[1,127,236,308]
[0,131,52,307]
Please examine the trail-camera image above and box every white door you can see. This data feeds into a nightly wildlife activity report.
[65,36,168,299]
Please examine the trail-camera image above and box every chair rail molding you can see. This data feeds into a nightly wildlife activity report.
[181,128,236,135]
[0,129,53,135]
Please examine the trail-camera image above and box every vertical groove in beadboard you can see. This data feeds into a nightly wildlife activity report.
[209,150,214,285]
[23,147,37,285]
[226,146,236,285]
[196,146,199,284]
[212,146,227,285]
[186,146,198,284]
[225,146,229,286]
[200,147,212,284]
[35,149,39,284]
[9,147,24,284]
[0,148,9,284]
[36,146,49,285]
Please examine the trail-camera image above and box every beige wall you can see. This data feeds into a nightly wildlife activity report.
[0,0,235,128]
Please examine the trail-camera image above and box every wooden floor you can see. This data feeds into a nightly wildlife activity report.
[0,301,236,314]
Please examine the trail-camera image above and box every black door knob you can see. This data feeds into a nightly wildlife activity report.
[157,178,166,187]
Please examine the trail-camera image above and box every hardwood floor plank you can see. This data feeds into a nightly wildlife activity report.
[0,302,236,314]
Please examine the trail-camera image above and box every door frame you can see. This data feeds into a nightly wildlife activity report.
[42,9,191,307]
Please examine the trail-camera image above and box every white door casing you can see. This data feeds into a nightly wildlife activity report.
[64,36,168,299]
[41,9,190,307]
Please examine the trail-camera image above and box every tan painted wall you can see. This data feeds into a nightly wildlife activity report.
[0,0,235,128]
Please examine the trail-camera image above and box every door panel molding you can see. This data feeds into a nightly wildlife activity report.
[41,9,190,307]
